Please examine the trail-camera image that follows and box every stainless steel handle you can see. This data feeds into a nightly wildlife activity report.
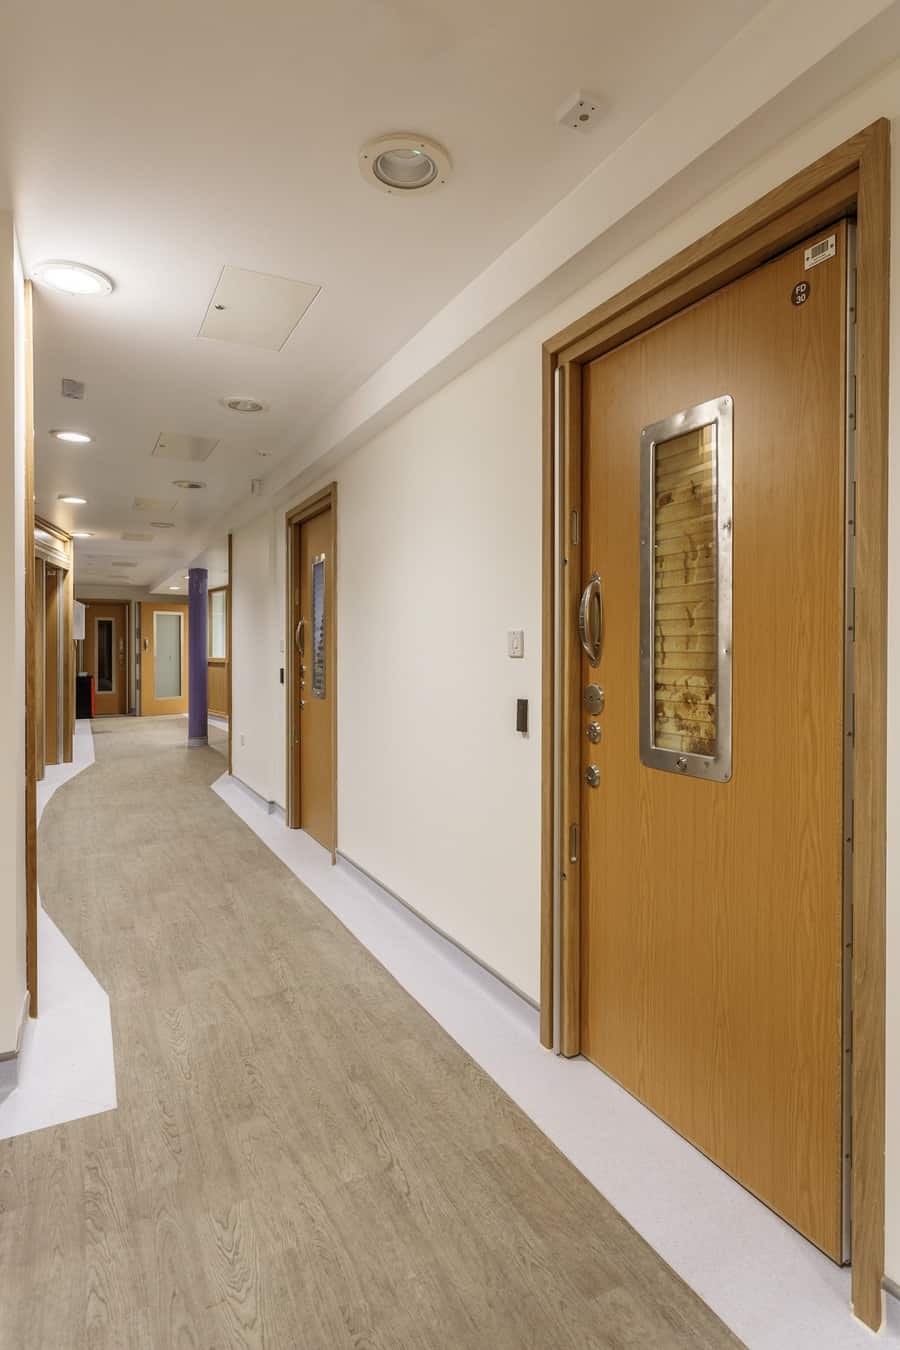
[295,617,305,656]
[578,573,603,668]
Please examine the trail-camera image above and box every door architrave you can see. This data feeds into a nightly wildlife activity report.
[540,121,889,1328]
[285,483,337,859]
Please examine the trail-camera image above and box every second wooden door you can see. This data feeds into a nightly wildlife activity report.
[291,506,335,851]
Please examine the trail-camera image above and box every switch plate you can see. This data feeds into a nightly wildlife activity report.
[507,629,525,659]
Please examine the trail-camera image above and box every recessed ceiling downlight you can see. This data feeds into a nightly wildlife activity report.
[50,429,92,443]
[360,133,450,195]
[224,396,266,413]
[172,480,205,490]
[33,261,114,296]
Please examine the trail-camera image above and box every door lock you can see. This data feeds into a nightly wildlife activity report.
[583,684,605,715]
[586,722,602,744]
[585,765,601,788]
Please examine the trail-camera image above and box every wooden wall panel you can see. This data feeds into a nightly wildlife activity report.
[208,662,228,717]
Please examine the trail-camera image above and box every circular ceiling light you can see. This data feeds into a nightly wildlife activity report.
[223,396,266,413]
[50,429,92,443]
[172,479,205,490]
[33,261,114,296]
[58,494,87,504]
[359,134,450,195]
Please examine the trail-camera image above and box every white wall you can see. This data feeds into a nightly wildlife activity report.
[0,216,27,1056]
[231,71,900,1279]
[231,510,284,805]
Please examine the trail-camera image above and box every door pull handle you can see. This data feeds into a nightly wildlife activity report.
[578,573,603,667]
[295,617,305,656]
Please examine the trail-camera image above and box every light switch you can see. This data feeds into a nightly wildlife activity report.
[507,629,525,659]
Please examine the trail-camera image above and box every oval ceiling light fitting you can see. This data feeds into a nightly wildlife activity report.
[223,396,267,413]
[359,133,450,195]
[172,480,205,490]
[72,531,94,538]
[33,261,114,296]
[50,429,92,443]
[58,494,87,504]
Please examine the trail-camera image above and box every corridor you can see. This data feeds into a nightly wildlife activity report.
[1,718,737,1349]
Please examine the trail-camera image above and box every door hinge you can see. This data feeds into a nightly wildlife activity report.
[568,822,579,864]
[849,692,855,748]
[849,374,857,431]
[848,587,856,640]
[847,799,855,853]
[849,479,857,536]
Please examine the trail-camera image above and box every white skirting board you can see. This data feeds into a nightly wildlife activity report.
[0,721,117,1141]
[212,769,899,1350]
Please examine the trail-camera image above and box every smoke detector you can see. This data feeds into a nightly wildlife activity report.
[360,133,451,195]
[556,90,604,134]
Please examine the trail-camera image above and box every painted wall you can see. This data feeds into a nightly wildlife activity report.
[231,510,284,804]
[231,73,900,1278]
[0,217,27,1056]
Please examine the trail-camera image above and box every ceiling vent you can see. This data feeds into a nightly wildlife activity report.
[121,531,154,542]
[199,265,320,351]
[152,433,219,463]
[224,396,266,414]
[61,378,85,400]
[132,496,176,513]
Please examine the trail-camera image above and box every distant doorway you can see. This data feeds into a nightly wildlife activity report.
[140,601,188,717]
[82,602,128,715]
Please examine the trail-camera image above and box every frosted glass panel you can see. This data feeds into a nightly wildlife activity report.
[154,612,182,699]
[639,396,733,782]
[209,590,227,659]
[652,424,717,757]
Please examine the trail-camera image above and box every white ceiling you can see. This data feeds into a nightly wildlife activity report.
[0,0,769,592]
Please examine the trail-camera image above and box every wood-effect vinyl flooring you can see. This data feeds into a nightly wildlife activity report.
[0,717,744,1349]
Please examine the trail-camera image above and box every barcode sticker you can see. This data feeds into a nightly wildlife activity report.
[804,234,836,270]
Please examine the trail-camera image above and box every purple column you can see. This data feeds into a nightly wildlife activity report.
[187,567,208,747]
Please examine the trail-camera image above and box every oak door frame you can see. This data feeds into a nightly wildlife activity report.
[227,532,233,774]
[285,483,337,859]
[79,600,129,715]
[207,584,229,718]
[24,283,36,1017]
[540,120,889,1330]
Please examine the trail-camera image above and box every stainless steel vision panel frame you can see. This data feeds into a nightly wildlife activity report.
[639,395,733,783]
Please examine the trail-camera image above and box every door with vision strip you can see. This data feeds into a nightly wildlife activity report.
[579,223,850,1260]
[289,502,335,852]
[84,602,128,715]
